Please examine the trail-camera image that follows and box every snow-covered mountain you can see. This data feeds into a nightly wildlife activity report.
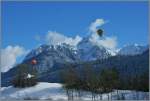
[23,37,148,73]
[23,44,80,72]
[77,37,111,61]
[25,37,113,62]
[21,36,116,73]
[118,44,148,56]
[25,43,78,61]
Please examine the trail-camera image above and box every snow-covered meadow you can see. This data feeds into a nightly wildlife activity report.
[1,82,149,100]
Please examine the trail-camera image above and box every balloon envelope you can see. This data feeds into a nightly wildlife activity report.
[31,59,37,65]
[97,29,103,37]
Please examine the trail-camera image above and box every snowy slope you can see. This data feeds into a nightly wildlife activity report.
[1,82,149,100]
[1,82,66,100]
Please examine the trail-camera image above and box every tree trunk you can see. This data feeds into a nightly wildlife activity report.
[116,90,119,99]
[99,94,102,100]
[110,92,112,100]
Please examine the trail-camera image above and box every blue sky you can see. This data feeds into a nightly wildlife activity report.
[2,1,149,49]
[1,1,149,72]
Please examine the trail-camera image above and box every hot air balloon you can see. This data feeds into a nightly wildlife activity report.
[97,29,103,37]
[31,59,37,65]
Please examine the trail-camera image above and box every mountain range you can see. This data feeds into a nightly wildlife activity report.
[1,36,149,87]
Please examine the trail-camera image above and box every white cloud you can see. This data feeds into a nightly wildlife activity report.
[45,18,117,49]
[46,31,82,47]
[90,35,117,49]
[39,18,117,50]
[89,19,105,33]
[89,18,117,49]
[1,45,27,72]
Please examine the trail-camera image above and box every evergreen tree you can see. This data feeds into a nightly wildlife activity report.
[99,68,119,100]
[12,64,38,88]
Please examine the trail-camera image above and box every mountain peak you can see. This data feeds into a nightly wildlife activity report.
[118,44,148,56]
